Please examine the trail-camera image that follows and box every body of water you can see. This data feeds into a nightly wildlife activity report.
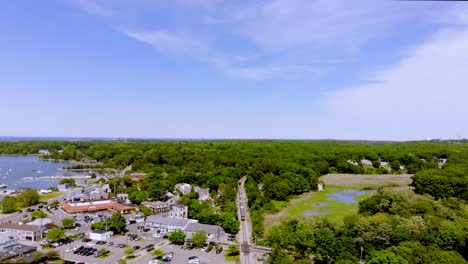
[328,189,375,204]
[0,155,85,190]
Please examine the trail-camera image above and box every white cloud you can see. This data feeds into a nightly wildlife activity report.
[224,65,320,80]
[122,30,207,54]
[66,0,115,17]
[314,24,468,140]
[215,0,421,52]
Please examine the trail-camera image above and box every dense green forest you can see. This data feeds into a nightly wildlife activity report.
[0,140,467,263]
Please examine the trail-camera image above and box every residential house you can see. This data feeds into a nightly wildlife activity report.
[175,183,192,195]
[194,187,210,201]
[361,159,373,166]
[169,204,188,219]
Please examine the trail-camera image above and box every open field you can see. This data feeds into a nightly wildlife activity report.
[321,173,413,187]
[39,191,64,202]
[263,173,413,232]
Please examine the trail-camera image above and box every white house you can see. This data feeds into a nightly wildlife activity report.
[194,187,210,201]
[89,230,113,241]
[361,159,373,166]
[175,183,192,195]
[39,189,52,194]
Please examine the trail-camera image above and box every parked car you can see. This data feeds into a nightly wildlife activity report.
[188,256,200,264]
[216,247,223,254]
[133,245,140,250]
[65,247,77,253]
[108,242,114,246]
[162,253,173,262]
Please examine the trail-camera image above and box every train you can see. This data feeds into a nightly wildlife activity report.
[240,206,246,221]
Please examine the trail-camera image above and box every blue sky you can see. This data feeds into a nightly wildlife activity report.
[1,0,468,140]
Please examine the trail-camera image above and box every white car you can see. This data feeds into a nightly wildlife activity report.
[40,240,48,245]
[148,260,160,264]
[74,227,80,231]
[152,233,161,238]
[188,256,200,264]
[65,247,77,253]
[86,242,96,246]
[201,247,208,252]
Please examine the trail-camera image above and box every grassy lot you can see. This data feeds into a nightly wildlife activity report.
[225,254,240,263]
[39,191,64,202]
[263,174,413,232]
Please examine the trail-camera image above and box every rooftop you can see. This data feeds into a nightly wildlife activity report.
[0,223,40,232]
[145,215,196,228]
[184,222,223,234]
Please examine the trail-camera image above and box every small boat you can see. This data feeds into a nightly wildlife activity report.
[0,184,8,188]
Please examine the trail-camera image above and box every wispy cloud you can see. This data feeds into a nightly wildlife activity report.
[66,0,116,17]
[122,29,208,54]
[314,16,468,140]
[224,65,320,80]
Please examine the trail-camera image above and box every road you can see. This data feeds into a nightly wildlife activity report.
[238,176,257,264]
[0,187,83,225]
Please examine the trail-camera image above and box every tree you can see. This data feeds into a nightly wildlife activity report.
[45,228,65,242]
[191,230,208,247]
[108,212,127,234]
[31,210,47,219]
[168,230,186,245]
[367,250,409,264]
[45,250,60,260]
[226,243,239,256]
[138,204,152,216]
[1,196,17,213]
[124,248,135,257]
[61,218,76,229]
[152,249,165,258]
[99,248,108,255]
[17,188,40,207]
[59,178,76,187]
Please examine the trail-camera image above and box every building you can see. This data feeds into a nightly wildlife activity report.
[88,189,108,200]
[26,218,53,227]
[61,199,136,214]
[89,230,113,241]
[0,232,19,250]
[194,187,210,201]
[57,183,72,192]
[145,215,196,232]
[0,223,42,242]
[142,201,171,215]
[38,150,50,156]
[361,159,373,166]
[128,172,147,181]
[184,222,224,240]
[169,204,188,219]
[175,183,192,195]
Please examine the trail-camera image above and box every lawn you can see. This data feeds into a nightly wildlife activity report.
[39,192,64,202]
[225,254,240,263]
[263,174,413,232]
[264,186,373,232]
